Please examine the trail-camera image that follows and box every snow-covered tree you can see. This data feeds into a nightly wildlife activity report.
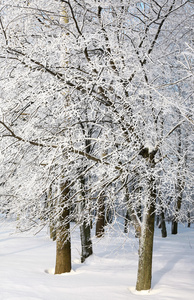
[0,0,193,291]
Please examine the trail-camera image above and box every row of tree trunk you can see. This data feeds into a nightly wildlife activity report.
[53,181,185,283]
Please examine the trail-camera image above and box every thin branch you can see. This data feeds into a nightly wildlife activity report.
[156,75,192,88]
[67,0,82,35]
[7,47,112,106]
[0,17,8,45]
[0,122,54,148]
[0,121,122,171]
[156,119,185,150]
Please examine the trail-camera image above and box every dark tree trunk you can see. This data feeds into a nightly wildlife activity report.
[156,215,160,227]
[80,221,93,262]
[55,181,71,274]
[171,123,184,235]
[158,211,167,238]
[171,180,182,235]
[171,220,178,235]
[105,206,113,225]
[96,193,105,238]
[161,217,167,238]
[188,211,191,228]
[79,175,93,263]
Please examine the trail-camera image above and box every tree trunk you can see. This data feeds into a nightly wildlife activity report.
[171,220,178,235]
[48,187,57,241]
[136,201,155,291]
[105,206,113,225]
[188,211,191,228]
[55,229,71,274]
[55,181,71,274]
[131,207,141,238]
[79,175,93,263]
[80,221,93,263]
[171,179,183,235]
[161,217,167,238]
[96,193,105,238]
[136,151,156,291]
[158,211,167,238]
[50,223,57,241]
[171,122,184,235]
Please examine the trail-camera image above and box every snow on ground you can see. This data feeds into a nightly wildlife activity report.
[0,219,194,300]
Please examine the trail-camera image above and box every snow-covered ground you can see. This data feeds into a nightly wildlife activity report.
[0,219,194,300]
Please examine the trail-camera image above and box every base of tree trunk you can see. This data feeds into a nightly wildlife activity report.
[55,181,71,274]
[136,203,155,291]
[55,237,71,274]
[171,220,178,235]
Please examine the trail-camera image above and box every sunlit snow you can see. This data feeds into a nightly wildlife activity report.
[0,219,194,300]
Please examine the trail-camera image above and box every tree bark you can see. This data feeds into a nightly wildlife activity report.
[96,193,105,238]
[171,220,178,235]
[188,211,191,228]
[158,211,167,238]
[55,229,71,274]
[55,181,71,274]
[79,176,93,263]
[50,223,57,241]
[136,150,156,291]
[136,200,155,291]
[48,186,57,241]
[172,122,184,235]
[171,179,183,235]
[124,210,130,233]
[80,220,93,262]
[161,218,167,238]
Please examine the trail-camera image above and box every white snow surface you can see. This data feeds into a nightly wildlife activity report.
[0,220,194,300]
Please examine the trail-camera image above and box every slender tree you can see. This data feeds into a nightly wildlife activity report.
[55,180,71,274]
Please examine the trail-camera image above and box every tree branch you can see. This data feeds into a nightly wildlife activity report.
[0,121,122,171]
